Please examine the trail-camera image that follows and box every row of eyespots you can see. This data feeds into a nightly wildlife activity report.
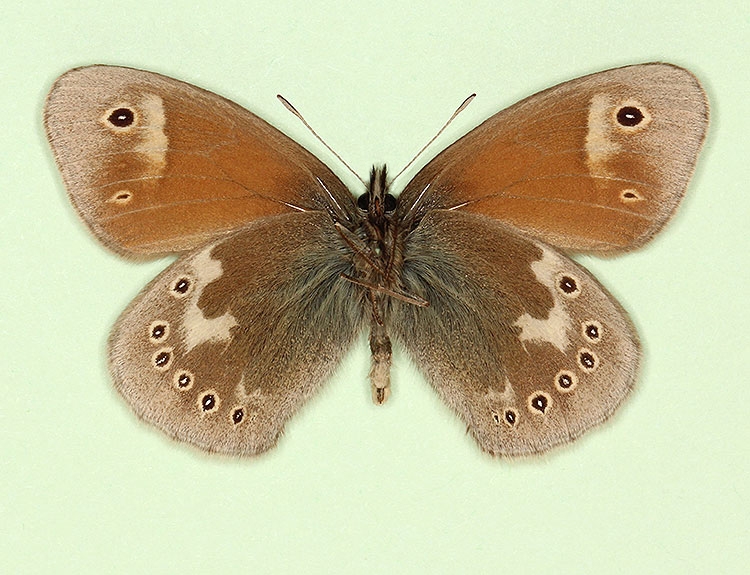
[524,344,602,417]
[196,391,246,426]
[615,105,649,203]
[492,410,517,427]
[103,108,137,206]
[150,347,247,426]
[196,391,245,425]
[495,281,608,426]
[145,274,246,426]
[147,279,192,350]
[492,391,554,427]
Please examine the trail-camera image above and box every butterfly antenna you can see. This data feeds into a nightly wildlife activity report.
[391,93,476,184]
[277,94,366,187]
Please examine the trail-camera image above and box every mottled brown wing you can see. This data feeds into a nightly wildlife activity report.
[44,66,353,257]
[108,212,364,455]
[398,63,708,253]
[391,210,639,456]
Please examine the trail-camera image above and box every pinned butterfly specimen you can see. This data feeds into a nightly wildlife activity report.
[44,63,708,456]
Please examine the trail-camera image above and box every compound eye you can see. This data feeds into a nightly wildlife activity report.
[383,193,397,213]
[357,193,369,210]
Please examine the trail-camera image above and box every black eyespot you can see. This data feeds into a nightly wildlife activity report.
[107,107,135,127]
[584,322,601,341]
[153,349,172,369]
[201,394,216,411]
[175,371,193,389]
[616,106,644,127]
[357,193,369,210]
[172,277,191,295]
[110,191,132,203]
[150,323,168,341]
[383,193,397,213]
[504,409,517,426]
[558,275,579,295]
[232,408,244,424]
[579,349,598,371]
[555,370,578,392]
[622,191,637,199]
[529,393,550,414]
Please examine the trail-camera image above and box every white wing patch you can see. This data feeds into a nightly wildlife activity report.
[514,247,571,352]
[585,93,620,177]
[182,247,238,352]
[135,93,168,173]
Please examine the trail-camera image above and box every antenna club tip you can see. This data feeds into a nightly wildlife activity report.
[277,94,298,113]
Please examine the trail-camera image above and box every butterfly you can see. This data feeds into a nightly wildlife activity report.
[44,63,708,457]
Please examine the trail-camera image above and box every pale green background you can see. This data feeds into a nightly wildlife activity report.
[2,1,748,573]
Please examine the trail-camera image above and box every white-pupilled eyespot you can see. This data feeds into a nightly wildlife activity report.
[152,347,173,371]
[173,370,193,390]
[555,370,578,392]
[614,102,651,130]
[556,273,581,298]
[198,390,220,413]
[103,106,137,130]
[148,321,170,343]
[578,348,599,371]
[582,321,603,343]
[170,276,193,297]
[528,392,552,415]
[231,407,245,425]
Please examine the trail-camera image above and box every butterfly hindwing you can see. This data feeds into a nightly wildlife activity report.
[108,212,365,455]
[392,210,639,456]
[398,63,708,254]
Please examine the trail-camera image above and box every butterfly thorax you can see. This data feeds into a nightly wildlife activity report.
[351,165,401,286]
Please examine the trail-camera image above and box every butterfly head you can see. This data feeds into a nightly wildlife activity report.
[357,165,397,224]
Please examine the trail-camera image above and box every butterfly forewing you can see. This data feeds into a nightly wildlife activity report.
[392,211,639,456]
[108,212,365,455]
[398,63,708,254]
[44,66,353,257]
